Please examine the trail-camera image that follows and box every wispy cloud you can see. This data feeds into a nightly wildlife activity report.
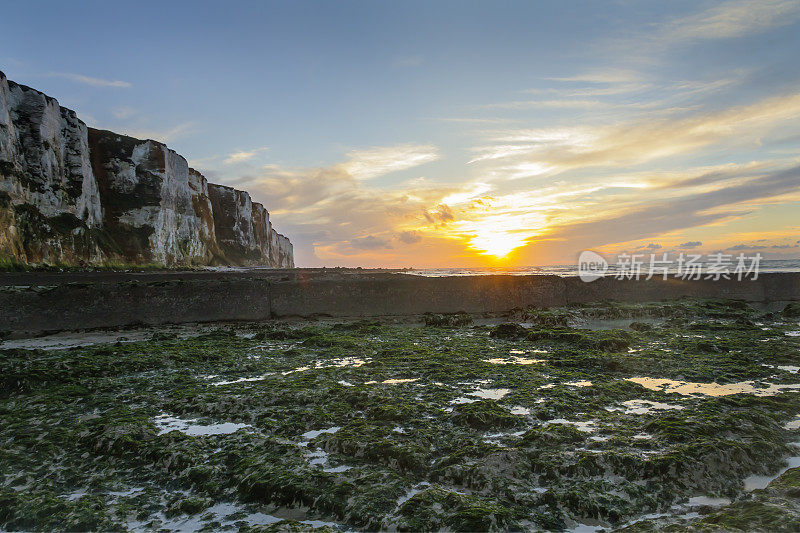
[48,72,131,88]
[470,91,800,179]
[546,69,643,84]
[121,122,197,144]
[223,147,269,165]
[341,143,439,180]
[216,142,451,265]
[514,163,800,262]
[111,106,136,120]
[658,0,800,44]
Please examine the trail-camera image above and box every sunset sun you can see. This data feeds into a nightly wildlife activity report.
[468,231,530,259]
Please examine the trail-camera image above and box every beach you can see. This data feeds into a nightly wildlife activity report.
[3,295,800,530]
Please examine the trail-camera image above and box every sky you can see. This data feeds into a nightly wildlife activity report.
[2,0,800,267]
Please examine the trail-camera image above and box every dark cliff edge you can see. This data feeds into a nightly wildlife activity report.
[0,70,293,268]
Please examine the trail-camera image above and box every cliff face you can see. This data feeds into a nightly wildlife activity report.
[207,184,293,268]
[0,71,293,268]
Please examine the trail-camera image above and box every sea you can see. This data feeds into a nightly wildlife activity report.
[402,258,800,277]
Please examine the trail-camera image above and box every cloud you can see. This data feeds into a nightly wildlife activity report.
[223,147,269,165]
[513,163,800,263]
[121,122,197,144]
[397,230,422,244]
[394,55,423,68]
[646,243,662,249]
[423,204,455,225]
[111,106,136,120]
[546,69,643,85]
[48,72,131,88]
[350,235,393,250]
[601,0,800,60]
[680,241,703,248]
[658,0,800,44]
[222,143,458,266]
[728,244,768,250]
[341,144,439,180]
[470,91,800,179]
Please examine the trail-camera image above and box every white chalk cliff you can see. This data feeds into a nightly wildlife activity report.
[0,71,293,267]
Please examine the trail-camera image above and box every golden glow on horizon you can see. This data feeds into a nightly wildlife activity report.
[240,67,800,268]
[443,202,547,259]
[469,231,530,258]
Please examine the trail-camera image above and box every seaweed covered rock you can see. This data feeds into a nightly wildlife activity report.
[424,312,473,328]
[490,323,528,339]
[450,400,520,430]
[783,302,800,319]
[527,327,631,351]
[397,488,522,531]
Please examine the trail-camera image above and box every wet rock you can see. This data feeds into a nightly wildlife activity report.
[424,312,473,328]
[450,400,520,430]
[527,327,631,351]
[783,303,800,319]
[490,323,528,339]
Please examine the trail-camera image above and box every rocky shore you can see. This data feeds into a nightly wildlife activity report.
[2,298,800,531]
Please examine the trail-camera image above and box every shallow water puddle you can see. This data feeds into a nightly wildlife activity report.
[484,429,526,445]
[565,380,593,387]
[210,356,372,386]
[450,386,511,404]
[484,356,545,365]
[545,419,597,432]
[785,415,800,430]
[743,442,800,491]
[0,329,160,350]
[365,378,419,385]
[450,397,477,405]
[396,482,432,508]
[627,377,800,396]
[211,374,275,386]
[538,381,593,389]
[307,448,353,473]
[686,496,731,506]
[126,500,344,532]
[321,356,371,367]
[153,414,250,436]
[763,364,800,373]
[470,387,511,400]
[607,399,685,415]
[300,426,341,441]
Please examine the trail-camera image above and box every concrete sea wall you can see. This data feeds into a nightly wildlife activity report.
[1,271,798,334]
